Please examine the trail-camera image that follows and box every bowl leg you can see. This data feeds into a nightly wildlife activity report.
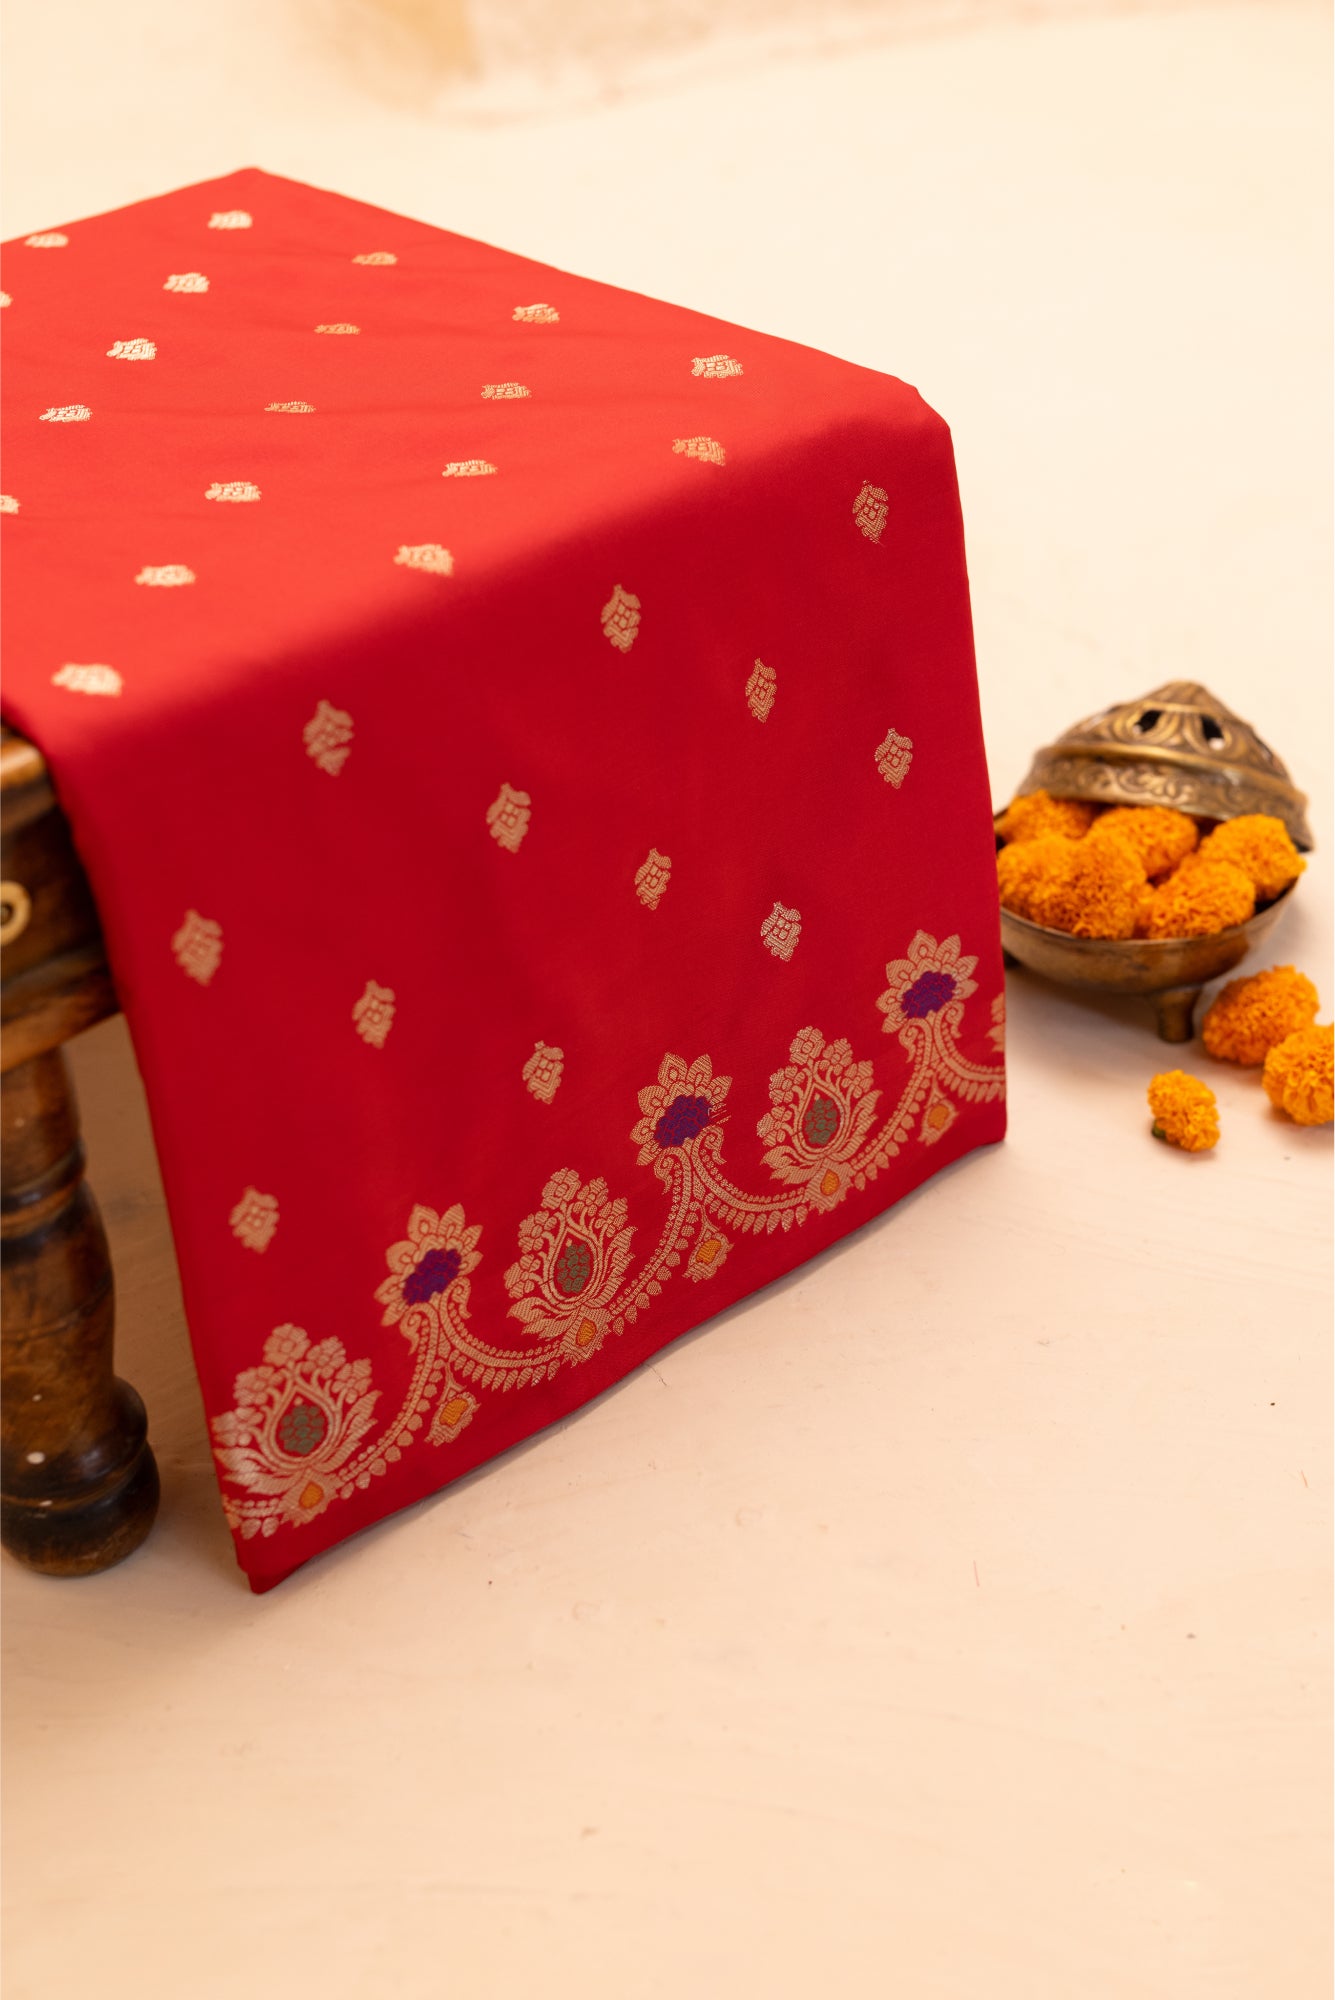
[1152,986,1203,1044]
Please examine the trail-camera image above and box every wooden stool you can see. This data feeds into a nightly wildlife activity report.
[1,725,159,1575]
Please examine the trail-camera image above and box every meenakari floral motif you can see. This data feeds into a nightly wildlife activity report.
[208,210,252,228]
[513,303,559,323]
[213,933,1005,1540]
[107,338,156,360]
[853,481,889,543]
[40,405,91,423]
[601,584,641,653]
[482,382,530,399]
[761,902,802,962]
[691,354,743,379]
[503,1171,636,1363]
[52,662,120,696]
[206,481,260,502]
[229,1186,279,1253]
[164,272,209,292]
[487,782,532,853]
[442,460,497,477]
[172,908,223,984]
[523,1041,565,1104]
[672,435,726,465]
[211,1325,380,1537]
[394,543,453,575]
[303,699,354,774]
[353,252,397,265]
[24,232,68,247]
[746,660,776,722]
[352,981,396,1048]
[136,564,195,587]
[635,849,672,909]
[874,728,913,788]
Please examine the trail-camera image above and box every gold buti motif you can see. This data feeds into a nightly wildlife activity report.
[1,496,20,513]
[1017,680,1312,848]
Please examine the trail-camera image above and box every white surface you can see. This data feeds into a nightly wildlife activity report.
[2,5,1331,1996]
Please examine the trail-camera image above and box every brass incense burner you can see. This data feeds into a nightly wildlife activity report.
[997,681,1313,1042]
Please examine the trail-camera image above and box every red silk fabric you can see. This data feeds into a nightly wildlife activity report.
[1,169,1005,1589]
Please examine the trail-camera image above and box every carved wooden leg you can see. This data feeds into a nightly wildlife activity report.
[1,1049,159,1575]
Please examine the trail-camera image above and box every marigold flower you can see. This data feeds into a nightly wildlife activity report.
[1087,804,1198,877]
[1029,834,1146,940]
[1201,965,1320,1066]
[996,788,1099,845]
[1141,858,1254,939]
[1197,814,1305,901]
[996,835,1078,921]
[1262,1023,1334,1126]
[1147,1070,1220,1151]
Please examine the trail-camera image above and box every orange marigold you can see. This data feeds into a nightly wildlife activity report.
[1141,858,1254,939]
[996,835,1078,921]
[1147,1070,1220,1152]
[1087,804,1199,877]
[1030,835,1146,940]
[1197,814,1305,901]
[1201,965,1320,1066]
[996,788,1099,845]
[1262,1023,1334,1126]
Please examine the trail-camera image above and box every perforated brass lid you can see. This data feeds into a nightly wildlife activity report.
[1016,680,1313,849]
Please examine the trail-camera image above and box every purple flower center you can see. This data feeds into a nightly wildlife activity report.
[901,969,956,1019]
[402,1245,462,1306]
[654,1093,712,1149]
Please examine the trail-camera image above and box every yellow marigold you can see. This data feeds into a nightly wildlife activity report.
[996,788,1099,845]
[1142,858,1254,939]
[996,835,1078,921]
[1201,965,1320,1066]
[1262,1023,1334,1126]
[1197,814,1305,901]
[1030,835,1146,940]
[1147,1070,1220,1151]
[1087,804,1199,877]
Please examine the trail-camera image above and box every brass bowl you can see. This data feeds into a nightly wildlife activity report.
[999,884,1298,1042]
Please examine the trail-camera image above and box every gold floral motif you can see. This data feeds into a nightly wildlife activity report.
[211,1325,380,1538]
[523,1042,564,1104]
[512,303,559,323]
[757,1028,882,1213]
[303,699,354,774]
[375,1203,483,1344]
[40,405,90,423]
[164,272,209,293]
[634,849,672,910]
[0,293,10,307]
[208,210,252,229]
[135,564,195,587]
[52,662,120,697]
[487,782,532,854]
[352,252,397,265]
[853,481,889,544]
[672,435,726,465]
[631,1052,732,1168]
[393,543,453,575]
[761,902,802,962]
[172,908,223,984]
[266,401,315,414]
[482,382,530,399]
[874,728,913,789]
[877,931,977,1036]
[314,323,359,335]
[0,496,17,514]
[24,232,68,248]
[988,993,1006,1054]
[691,354,743,379]
[229,1186,279,1253]
[442,460,497,477]
[746,660,776,722]
[107,338,156,361]
[503,1170,636,1363]
[601,584,641,653]
[352,981,396,1049]
[206,481,260,503]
